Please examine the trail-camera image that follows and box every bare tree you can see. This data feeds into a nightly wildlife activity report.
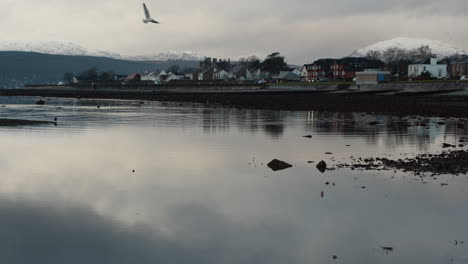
[366,50,382,61]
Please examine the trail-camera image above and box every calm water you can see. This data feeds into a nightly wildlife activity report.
[0,96,467,263]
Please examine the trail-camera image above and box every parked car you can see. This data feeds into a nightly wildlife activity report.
[460,75,468,81]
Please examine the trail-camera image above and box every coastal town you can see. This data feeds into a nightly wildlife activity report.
[67,45,468,87]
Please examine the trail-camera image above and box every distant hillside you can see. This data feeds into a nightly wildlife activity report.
[0,51,198,88]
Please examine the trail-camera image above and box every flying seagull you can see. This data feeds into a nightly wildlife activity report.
[142,3,159,24]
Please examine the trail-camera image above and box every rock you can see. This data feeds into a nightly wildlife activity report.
[36,100,45,105]
[316,160,327,173]
[368,121,379,125]
[267,159,292,171]
[459,144,464,147]
[381,246,394,253]
[325,152,333,155]
[442,143,456,148]
[307,161,314,163]
[303,135,312,138]
[332,255,338,260]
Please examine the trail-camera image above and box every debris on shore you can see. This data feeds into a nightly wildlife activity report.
[336,150,468,176]
[267,159,292,171]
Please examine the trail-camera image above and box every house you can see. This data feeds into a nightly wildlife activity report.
[251,70,269,81]
[300,66,308,81]
[199,68,215,81]
[330,57,385,80]
[305,57,384,81]
[124,73,141,83]
[272,71,300,81]
[228,65,252,80]
[141,71,160,81]
[356,70,391,85]
[408,58,447,78]
[214,69,229,80]
[451,59,468,78]
[304,59,335,81]
[166,73,186,82]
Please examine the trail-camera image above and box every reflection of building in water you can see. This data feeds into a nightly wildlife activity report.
[305,111,462,150]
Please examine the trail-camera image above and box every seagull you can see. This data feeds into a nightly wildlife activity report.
[142,3,159,24]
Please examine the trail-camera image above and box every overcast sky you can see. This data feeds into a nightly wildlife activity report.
[2,0,468,64]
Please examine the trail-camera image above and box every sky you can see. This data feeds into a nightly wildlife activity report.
[1,0,468,64]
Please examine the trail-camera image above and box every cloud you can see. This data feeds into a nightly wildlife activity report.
[0,198,306,264]
[1,0,468,64]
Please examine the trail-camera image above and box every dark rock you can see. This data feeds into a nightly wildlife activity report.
[381,246,393,252]
[442,143,456,148]
[36,100,45,105]
[332,255,338,260]
[316,160,327,173]
[459,144,464,147]
[0,118,54,126]
[303,135,312,138]
[325,152,333,155]
[267,159,292,171]
[368,121,379,125]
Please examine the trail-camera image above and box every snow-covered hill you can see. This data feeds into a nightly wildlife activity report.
[0,40,202,61]
[125,51,201,61]
[350,37,466,59]
[0,40,122,59]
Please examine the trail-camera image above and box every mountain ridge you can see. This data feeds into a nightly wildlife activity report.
[0,40,203,61]
[349,37,467,59]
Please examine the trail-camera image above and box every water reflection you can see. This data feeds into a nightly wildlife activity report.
[0,96,467,263]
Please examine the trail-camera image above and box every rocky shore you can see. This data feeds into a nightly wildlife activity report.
[336,149,468,176]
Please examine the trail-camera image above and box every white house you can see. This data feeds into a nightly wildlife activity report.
[408,58,447,78]
[214,69,229,80]
[141,71,159,81]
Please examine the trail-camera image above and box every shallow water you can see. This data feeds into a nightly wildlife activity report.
[0,96,467,263]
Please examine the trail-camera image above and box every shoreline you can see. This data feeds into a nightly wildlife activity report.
[2,88,468,117]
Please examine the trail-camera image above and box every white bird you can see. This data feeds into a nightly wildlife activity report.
[142,3,159,24]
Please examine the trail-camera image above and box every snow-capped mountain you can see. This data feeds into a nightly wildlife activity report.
[125,51,202,61]
[0,40,202,61]
[0,40,122,59]
[350,37,466,59]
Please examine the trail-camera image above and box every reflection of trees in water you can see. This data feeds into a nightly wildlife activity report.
[201,108,231,134]
[260,111,286,139]
[233,109,260,133]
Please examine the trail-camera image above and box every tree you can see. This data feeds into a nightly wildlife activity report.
[78,67,98,81]
[365,50,382,61]
[260,52,288,75]
[63,72,74,84]
[99,71,115,81]
[181,67,198,74]
[245,56,261,71]
[407,45,434,62]
[166,65,180,74]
